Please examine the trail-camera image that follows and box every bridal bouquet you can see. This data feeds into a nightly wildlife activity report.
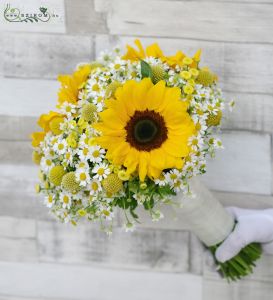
[32,40,260,281]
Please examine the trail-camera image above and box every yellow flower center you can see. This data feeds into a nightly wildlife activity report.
[80,173,87,181]
[97,168,105,175]
[63,195,69,204]
[83,148,89,155]
[58,144,64,150]
[170,174,177,180]
[46,159,52,166]
[92,150,100,157]
[92,84,100,91]
[91,182,99,191]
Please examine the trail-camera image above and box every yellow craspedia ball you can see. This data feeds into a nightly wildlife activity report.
[32,151,42,165]
[49,117,64,135]
[196,69,216,87]
[102,173,123,194]
[206,111,222,127]
[61,172,80,193]
[49,166,66,186]
[105,81,122,98]
[81,103,97,123]
[151,65,165,84]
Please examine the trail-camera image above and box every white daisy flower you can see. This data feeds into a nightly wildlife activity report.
[58,102,76,117]
[53,139,67,155]
[78,147,91,161]
[188,134,204,151]
[171,178,186,193]
[151,210,164,222]
[124,221,135,232]
[92,163,110,181]
[40,157,54,172]
[154,173,168,186]
[59,193,72,209]
[89,179,102,195]
[63,150,74,166]
[89,145,105,163]
[75,168,91,187]
[76,161,89,169]
[44,194,55,208]
[166,169,181,183]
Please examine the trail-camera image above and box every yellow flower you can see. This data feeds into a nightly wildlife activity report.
[180,71,191,80]
[58,64,91,105]
[37,111,63,133]
[122,39,164,61]
[31,132,46,147]
[122,39,201,69]
[189,68,199,78]
[93,78,195,181]
[183,85,194,95]
[183,57,193,65]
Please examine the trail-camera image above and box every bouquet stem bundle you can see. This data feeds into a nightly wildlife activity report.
[176,178,262,281]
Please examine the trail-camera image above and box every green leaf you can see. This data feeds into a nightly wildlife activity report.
[140,60,152,79]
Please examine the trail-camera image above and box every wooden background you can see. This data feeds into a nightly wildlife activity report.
[0,0,272,299]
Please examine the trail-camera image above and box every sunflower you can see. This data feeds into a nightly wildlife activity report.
[94,78,195,181]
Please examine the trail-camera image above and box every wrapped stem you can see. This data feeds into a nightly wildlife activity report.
[175,178,262,281]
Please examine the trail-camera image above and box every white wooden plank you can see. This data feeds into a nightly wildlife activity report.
[0,33,93,79]
[0,262,202,300]
[0,0,65,34]
[202,131,272,195]
[99,0,273,43]
[65,0,107,34]
[0,164,50,220]
[203,254,273,299]
[0,141,32,164]
[37,220,190,272]
[0,78,58,117]
[0,237,38,262]
[95,35,273,94]
[0,116,37,141]
[0,216,35,239]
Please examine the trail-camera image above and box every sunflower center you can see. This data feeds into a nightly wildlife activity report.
[125,110,168,151]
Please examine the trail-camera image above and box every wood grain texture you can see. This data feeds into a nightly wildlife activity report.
[95,0,273,43]
[65,0,107,35]
[0,78,58,117]
[0,262,202,300]
[37,219,190,272]
[0,33,94,79]
[202,131,272,195]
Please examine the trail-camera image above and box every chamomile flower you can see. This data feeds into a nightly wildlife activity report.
[59,102,77,117]
[53,139,67,155]
[188,134,204,151]
[40,156,54,173]
[89,145,105,163]
[75,168,91,187]
[89,179,102,195]
[59,193,72,209]
[78,147,91,161]
[154,173,168,186]
[166,169,181,184]
[44,194,55,208]
[124,221,135,232]
[92,163,110,181]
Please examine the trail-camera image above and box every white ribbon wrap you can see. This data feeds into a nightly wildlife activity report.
[175,177,235,246]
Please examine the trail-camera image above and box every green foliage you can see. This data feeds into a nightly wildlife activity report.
[140,60,152,79]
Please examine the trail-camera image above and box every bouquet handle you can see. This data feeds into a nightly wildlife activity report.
[175,178,262,281]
